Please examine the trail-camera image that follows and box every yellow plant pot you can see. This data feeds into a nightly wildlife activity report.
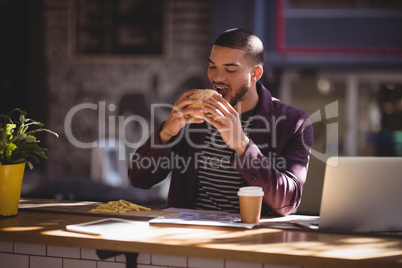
[0,162,26,217]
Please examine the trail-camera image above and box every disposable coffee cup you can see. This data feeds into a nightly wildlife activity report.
[237,186,264,223]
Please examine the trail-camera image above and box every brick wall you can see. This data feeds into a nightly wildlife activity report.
[41,0,213,180]
[0,241,302,268]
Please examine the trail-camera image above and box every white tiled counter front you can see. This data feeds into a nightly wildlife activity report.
[0,242,299,268]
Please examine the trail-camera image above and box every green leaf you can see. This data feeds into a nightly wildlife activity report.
[26,128,59,138]
[17,133,27,140]
[6,124,16,135]
[26,161,33,170]
[25,135,36,142]
[5,143,17,161]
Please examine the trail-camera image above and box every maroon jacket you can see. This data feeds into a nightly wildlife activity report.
[128,83,314,216]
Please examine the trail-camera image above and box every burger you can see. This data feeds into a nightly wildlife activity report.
[187,89,221,119]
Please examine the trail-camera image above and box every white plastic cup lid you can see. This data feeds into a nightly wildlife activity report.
[237,186,264,197]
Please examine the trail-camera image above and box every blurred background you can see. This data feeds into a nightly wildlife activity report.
[1,0,401,214]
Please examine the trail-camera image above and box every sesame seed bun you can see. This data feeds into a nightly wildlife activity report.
[187,89,221,119]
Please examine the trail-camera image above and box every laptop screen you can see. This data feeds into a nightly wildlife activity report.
[318,157,402,233]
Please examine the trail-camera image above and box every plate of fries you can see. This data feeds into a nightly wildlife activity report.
[90,199,151,214]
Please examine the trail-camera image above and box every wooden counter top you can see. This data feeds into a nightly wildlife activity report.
[1,208,402,268]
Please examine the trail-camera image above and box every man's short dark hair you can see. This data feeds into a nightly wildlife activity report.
[214,28,264,67]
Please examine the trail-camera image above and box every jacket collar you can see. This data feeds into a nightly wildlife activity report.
[256,82,274,117]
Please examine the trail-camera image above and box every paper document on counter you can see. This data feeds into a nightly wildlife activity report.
[148,207,319,229]
[66,218,149,235]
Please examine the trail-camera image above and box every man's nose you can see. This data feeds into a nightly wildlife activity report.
[211,69,225,83]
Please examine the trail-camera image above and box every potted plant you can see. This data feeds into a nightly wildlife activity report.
[0,108,58,217]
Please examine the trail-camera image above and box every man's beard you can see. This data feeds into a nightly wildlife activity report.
[229,82,250,109]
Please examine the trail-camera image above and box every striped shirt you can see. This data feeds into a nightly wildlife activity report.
[194,108,256,213]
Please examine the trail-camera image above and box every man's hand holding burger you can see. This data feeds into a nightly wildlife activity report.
[160,89,250,156]
[201,93,250,157]
[159,89,206,144]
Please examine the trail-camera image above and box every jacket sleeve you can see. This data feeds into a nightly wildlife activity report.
[128,124,175,189]
[234,113,314,216]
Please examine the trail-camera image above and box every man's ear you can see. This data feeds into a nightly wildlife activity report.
[251,65,263,82]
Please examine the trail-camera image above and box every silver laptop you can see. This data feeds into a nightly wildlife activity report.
[297,156,402,234]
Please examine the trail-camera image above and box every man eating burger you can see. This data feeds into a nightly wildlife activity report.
[128,28,314,216]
